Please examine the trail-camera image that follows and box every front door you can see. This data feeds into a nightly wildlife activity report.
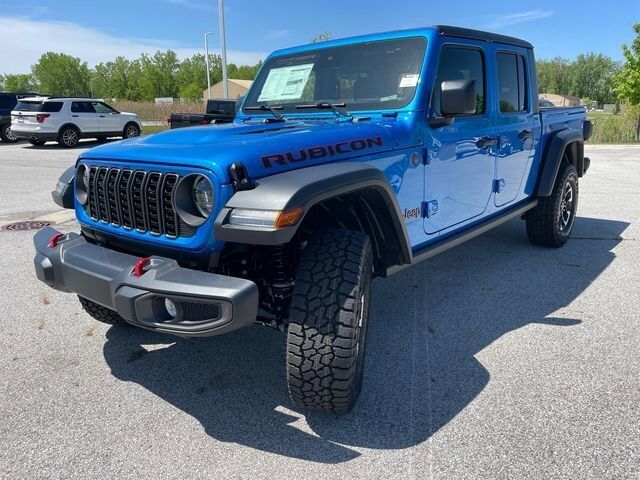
[424,44,496,235]
[494,50,534,206]
[92,101,122,134]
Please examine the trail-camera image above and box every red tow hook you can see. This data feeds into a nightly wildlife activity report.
[48,233,66,248]
[132,257,151,277]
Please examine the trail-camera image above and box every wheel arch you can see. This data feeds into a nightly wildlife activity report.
[214,162,412,274]
[537,129,584,197]
[57,123,81,136]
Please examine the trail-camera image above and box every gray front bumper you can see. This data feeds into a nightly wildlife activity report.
[33,227,259,337]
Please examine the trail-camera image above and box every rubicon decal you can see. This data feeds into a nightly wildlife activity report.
[261,136,384,168]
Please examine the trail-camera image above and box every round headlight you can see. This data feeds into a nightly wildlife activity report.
[193,176,214,217]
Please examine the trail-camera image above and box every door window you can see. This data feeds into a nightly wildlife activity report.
[497,53,528,113]
[432,47,485,116]
[71,102,96,113]
[93,102,117,114]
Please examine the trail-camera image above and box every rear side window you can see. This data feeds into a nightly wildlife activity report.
[497,53,528,113]
[14,101,43,112]
[71,102,96,113]
[0,95,16,109]
[432,46,485,116]
[41,102,63,113]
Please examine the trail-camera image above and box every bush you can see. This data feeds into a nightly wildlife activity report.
[111,100,204,122]
[588,107,640,143]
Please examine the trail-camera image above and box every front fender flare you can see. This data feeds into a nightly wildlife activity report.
[214,162,412,263]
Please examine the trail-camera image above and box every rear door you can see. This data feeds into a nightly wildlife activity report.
[424,43,497,234]
[70,101,101,133]
[494,50,534,206]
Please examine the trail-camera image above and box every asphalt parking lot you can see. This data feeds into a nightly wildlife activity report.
[0,141,638,479]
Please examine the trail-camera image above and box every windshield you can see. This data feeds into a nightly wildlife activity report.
[243,37,427,114]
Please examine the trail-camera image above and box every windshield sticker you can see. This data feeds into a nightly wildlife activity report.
[258,63,314,102]
[399,74,419,88]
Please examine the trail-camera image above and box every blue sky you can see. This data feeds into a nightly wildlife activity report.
[1,0,639,74]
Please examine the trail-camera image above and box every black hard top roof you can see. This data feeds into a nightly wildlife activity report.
[434,25,534,49]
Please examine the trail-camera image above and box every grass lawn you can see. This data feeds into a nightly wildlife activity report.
[142,125,169,135]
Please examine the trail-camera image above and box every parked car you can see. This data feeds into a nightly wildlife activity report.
[36,25,593,413]
[539,98,556,108]
[11,97,142,147]
[168,99,236,129]
[0,92,43,143]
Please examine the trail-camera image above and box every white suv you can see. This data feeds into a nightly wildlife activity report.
[11,97,142,148]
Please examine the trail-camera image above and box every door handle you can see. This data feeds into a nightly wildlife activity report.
[99,115,106,118]
[518,129,533,140]
[72,115,79,117]
[476,136,498,149]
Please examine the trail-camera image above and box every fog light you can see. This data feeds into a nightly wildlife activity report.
[164,298,177,318]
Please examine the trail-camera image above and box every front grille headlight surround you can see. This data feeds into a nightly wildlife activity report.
[174,174,215,227]
[75,163,89,206]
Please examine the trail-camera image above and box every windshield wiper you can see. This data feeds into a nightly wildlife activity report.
[244,104,285,122]
[296,102,352,120]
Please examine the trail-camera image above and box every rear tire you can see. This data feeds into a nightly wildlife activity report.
[78,296,129,327]
[526,162,578,248]
[1,124,19,143]
[58,126,80,148]
[286,230,373,413]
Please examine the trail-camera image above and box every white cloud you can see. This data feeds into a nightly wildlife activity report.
[484,9,554,30]
[0,17,267,74]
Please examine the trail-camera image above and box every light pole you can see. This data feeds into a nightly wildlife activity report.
[218,0,229,98]
[204,32,214,100]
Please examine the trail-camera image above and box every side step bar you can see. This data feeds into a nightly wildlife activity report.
[386,200,538,276]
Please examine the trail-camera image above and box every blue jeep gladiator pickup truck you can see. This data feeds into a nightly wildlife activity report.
[35,25,593,413]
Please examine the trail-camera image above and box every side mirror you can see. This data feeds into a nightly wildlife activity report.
[441,79,477,116]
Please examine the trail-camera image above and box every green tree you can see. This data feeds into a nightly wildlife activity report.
[537,57,573,95]
[0,73,36,92]
[309,32,333,44]
[175,53,223,100]
[570,53,620,106]
[31,52,91,96]
[92,56,144,100]
[614,23,640,140]
[139,50,180,100]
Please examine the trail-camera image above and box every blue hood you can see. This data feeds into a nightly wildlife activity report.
[79,118,417,184]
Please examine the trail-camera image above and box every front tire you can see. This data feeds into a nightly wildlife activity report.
[1,124,19,143]
[78,296,129,327]
[123,123,140,139]
[526,162,579,248]
[286,230,373,413]
[58,126,80,148]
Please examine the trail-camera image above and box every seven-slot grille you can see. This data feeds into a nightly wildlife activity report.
[86,166,185,238]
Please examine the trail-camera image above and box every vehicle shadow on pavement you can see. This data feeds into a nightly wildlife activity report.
[102,216,628,462]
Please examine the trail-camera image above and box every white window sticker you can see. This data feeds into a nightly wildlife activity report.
[399,73,419,88]
[258,63,314,102]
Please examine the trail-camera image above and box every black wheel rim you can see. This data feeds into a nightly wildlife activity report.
[559,181,575,233]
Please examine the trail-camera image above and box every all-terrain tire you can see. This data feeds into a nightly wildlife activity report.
[526,162,579,248]
[1,124,19,143]
[78,296,129,326]
[286,230,373,413]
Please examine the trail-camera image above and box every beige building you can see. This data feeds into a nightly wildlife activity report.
[203,79,253,101]
[538,93,581,107]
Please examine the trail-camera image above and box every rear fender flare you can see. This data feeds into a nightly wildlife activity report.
[537,129,584,196]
